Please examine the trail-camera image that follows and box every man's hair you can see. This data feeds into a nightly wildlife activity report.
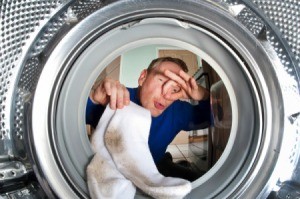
[147,57,189,73]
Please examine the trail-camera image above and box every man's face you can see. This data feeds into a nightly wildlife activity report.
[138,61,182,117]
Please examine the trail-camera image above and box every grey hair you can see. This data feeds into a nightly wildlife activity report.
[147,57,189,73]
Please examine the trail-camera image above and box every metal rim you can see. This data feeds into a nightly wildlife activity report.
[30,1,284,198]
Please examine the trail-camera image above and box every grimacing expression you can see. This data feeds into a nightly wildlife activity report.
[138,61,182,117]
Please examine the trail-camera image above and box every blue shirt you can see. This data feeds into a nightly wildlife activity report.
[86,88,211,163]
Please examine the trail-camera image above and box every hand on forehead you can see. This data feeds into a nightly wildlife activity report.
[164,69,191,91]
[162,70,188,101]
[152,69,181,89]
[163,69,201,101]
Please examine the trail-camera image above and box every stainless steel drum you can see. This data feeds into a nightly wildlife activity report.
[0,0,299,198]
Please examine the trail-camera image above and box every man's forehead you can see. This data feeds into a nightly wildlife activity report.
[151,69,165,76]
[151,64,180,75]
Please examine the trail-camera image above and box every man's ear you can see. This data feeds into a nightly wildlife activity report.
[138,69,147,86]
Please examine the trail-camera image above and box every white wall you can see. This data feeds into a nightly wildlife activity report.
[120,45,181,87]
[120,45,202,87]
[120,45,156,87]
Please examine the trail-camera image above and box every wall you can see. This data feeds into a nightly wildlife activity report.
[120,45,155,87]
[120,45,181,87]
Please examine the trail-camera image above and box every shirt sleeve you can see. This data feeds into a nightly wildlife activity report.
[85,97,105,128]
[173,99,212,131]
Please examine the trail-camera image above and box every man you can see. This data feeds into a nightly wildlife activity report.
[86,57,211,181]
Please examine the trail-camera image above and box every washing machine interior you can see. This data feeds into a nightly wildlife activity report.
[0,1,299,198]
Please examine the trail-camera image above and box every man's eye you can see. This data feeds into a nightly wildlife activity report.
[172,88,180,93]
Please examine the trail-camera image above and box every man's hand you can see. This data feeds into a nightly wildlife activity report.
[90,78,130,110]
[163,70,209,101]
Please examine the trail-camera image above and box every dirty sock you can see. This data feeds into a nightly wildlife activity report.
[104,102,192,199]
[86,107,136,199]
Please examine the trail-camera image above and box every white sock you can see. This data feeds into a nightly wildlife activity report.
[86,107,136,199]
[104,102,192,199]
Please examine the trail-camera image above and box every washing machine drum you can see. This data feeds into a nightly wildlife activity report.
[0,0,299,198]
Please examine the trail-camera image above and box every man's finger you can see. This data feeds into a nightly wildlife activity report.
[189,77,198,90]
[179,70,192,82]
[164,70,188,90]
[124,86,130,105]
[109,82,117,109]
[104,80,112,96]
[116,83,124,109]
